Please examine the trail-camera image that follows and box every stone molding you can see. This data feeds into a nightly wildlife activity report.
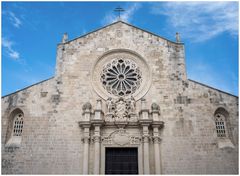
[91,49,152,101]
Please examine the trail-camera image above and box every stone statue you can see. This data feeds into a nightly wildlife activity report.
[106,97,114,113]
[129,96,136,113]
[115,97,127,120]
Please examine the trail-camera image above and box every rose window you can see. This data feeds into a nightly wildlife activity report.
[100,58,142,96]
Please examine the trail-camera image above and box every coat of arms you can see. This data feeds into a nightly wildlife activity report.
[105,96,136,123]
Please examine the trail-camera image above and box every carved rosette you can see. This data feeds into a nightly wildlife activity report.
[100,58,142,97]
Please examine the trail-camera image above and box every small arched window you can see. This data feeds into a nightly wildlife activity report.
[12,113,24,137]
[5,108,24,147]
[214,107,229,138]
[215,113,226,137]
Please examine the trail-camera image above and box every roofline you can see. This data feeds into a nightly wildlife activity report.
[58,20,184,46]
[2,77,54,98]
[188,79,238,98]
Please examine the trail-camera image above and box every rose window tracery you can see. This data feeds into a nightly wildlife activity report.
[100,58,142,96]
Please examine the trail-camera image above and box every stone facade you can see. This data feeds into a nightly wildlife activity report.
[1,21,238,174]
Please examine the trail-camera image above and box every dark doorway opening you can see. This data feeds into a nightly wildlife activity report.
[105,147,138,174]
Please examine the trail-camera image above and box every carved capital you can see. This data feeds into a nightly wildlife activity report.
[142,135,150,143]
[93,135,101,143]
[152,136,161,144]
[82,137,90,143]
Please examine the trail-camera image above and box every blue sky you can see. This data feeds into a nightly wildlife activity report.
[2,1,239,96]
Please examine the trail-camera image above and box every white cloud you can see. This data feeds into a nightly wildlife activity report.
[9,51,20,60]
[2,38,20,60]
[7,11,22,28]
[151,2,238,42]
[102,3,141,25]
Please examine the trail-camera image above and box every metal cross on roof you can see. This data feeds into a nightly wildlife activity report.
[114,6,125,20]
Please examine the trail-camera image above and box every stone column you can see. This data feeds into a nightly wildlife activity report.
[151,103,163,174]
[142,125,150,174]
[92,99,104,174]
[152,125,161,174]
[139,99,152,174]
[79,102,92,174]
[82,125,90,174]
[93,125,101,174]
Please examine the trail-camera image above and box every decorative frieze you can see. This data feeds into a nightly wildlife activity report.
[102,129,141,146]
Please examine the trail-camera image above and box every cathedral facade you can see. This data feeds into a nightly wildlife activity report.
[2,21,238,174]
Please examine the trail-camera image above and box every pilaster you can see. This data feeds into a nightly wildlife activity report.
[139,100,152,175]
[80,124,91,174]
[92,99,104,174]
[151,103,163,174]
[152,124,162,174]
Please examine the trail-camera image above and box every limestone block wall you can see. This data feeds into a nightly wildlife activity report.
[2,76,85,174]
[159,80,238,174]
[53,21,186,123]
[1,21,238,174]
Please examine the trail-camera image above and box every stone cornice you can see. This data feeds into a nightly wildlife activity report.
[152,121,164,128]
[91,119,104,126]
[139,119,153,126]
[78,121,91,128]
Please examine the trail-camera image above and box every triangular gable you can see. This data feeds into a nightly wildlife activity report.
[64,20,181,45]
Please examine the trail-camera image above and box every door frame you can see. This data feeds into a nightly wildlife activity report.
[101,145,143,174]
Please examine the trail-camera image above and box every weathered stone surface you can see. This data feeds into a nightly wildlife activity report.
[1,21,238,174]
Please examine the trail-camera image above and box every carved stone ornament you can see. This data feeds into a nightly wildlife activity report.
[82,102,92,111]
[105,97,137,123]
[113,129,129,146]
[91,50,152,101]
[100,58,142,97]
[102,129,141,146]
[115,98,128,121]
[151,103,160,111]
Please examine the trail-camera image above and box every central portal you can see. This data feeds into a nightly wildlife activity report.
[105,148,138,174]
